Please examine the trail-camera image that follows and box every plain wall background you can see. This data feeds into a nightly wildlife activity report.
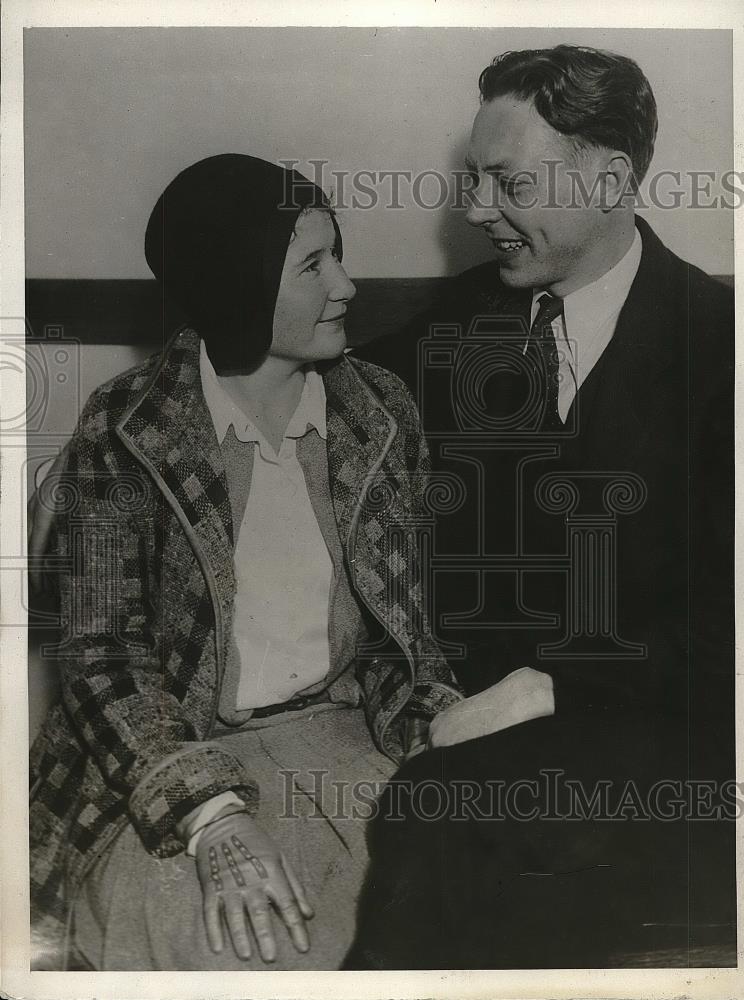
[24,26,734,280]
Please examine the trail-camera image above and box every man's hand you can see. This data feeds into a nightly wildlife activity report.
[195,809,314,963]
[428,667,555,749]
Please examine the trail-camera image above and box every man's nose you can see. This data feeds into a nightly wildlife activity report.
[465,179,503,227]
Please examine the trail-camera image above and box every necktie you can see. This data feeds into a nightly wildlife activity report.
[527,292,564,429]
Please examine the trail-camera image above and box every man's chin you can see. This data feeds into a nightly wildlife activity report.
[497,264,534,289]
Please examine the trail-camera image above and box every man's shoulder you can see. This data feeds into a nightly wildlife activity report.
[451,258,505,295]
[685,263,733,321]
[655,239,733,361]
[663,242,732,305]
[635,217,733,322]
[355,259,522,389]
[624,222,733,415]
[433,259,519,317]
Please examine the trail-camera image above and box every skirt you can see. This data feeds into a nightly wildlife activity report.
[72,703,397,971]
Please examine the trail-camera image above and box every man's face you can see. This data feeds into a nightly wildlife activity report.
[465,95,609,296]
[270,210,356,364]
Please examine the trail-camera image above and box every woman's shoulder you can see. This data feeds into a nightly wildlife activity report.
[342,354,421,422]
[75,350,162,443]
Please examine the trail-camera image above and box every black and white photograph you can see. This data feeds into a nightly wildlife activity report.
[1,2,741,996]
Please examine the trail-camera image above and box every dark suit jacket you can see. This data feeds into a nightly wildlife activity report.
[358,216,734,769]
[347,217,736,968]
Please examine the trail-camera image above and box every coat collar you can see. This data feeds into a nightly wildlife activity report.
[115,328,397,636]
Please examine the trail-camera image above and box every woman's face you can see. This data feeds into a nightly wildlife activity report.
[270,210,356,364]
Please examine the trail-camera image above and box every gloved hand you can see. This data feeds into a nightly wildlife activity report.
[195,807,314,963]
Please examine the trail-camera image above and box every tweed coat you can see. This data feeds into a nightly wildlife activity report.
[29,326,463,964]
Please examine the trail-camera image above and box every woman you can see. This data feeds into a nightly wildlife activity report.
[28,154,463,971]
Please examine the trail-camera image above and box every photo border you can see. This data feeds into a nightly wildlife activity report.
[2,2,742,997]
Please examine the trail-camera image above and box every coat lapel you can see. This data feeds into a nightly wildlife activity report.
[323,354,399,548]
[569,218,681,457]
[323,354,426,651]
[115,328,236,648]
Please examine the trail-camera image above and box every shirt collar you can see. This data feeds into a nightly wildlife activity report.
[285,368,327,441]
[199,339,327,446]
[531,228,642,346]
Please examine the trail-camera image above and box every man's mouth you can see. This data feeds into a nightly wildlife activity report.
[320,313,346,323]
[491,237,528,254]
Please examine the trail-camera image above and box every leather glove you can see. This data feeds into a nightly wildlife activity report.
[195,807,314,963]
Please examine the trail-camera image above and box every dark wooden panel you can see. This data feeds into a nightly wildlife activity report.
[24,277,450,348]
[25,274,733,348]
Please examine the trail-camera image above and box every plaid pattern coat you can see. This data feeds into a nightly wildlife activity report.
[29,326,463,965]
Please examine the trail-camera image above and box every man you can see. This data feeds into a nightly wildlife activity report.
[347,45,735,968]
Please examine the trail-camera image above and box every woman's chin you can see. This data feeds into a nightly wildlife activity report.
[315,324,347,359]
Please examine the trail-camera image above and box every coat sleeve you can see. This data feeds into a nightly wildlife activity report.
[50,403,258,857]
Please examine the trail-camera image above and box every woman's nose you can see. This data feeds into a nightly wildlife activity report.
[330,262,356,302]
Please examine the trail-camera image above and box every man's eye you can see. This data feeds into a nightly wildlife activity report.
[501,174,534,195]
[304,259,321,274]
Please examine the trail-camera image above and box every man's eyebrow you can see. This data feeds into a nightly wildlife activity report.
[467,159,511,175]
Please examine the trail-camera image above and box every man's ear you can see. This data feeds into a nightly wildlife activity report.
[602,151,635,210]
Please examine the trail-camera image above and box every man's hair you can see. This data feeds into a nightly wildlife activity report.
[478,44,658,186]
